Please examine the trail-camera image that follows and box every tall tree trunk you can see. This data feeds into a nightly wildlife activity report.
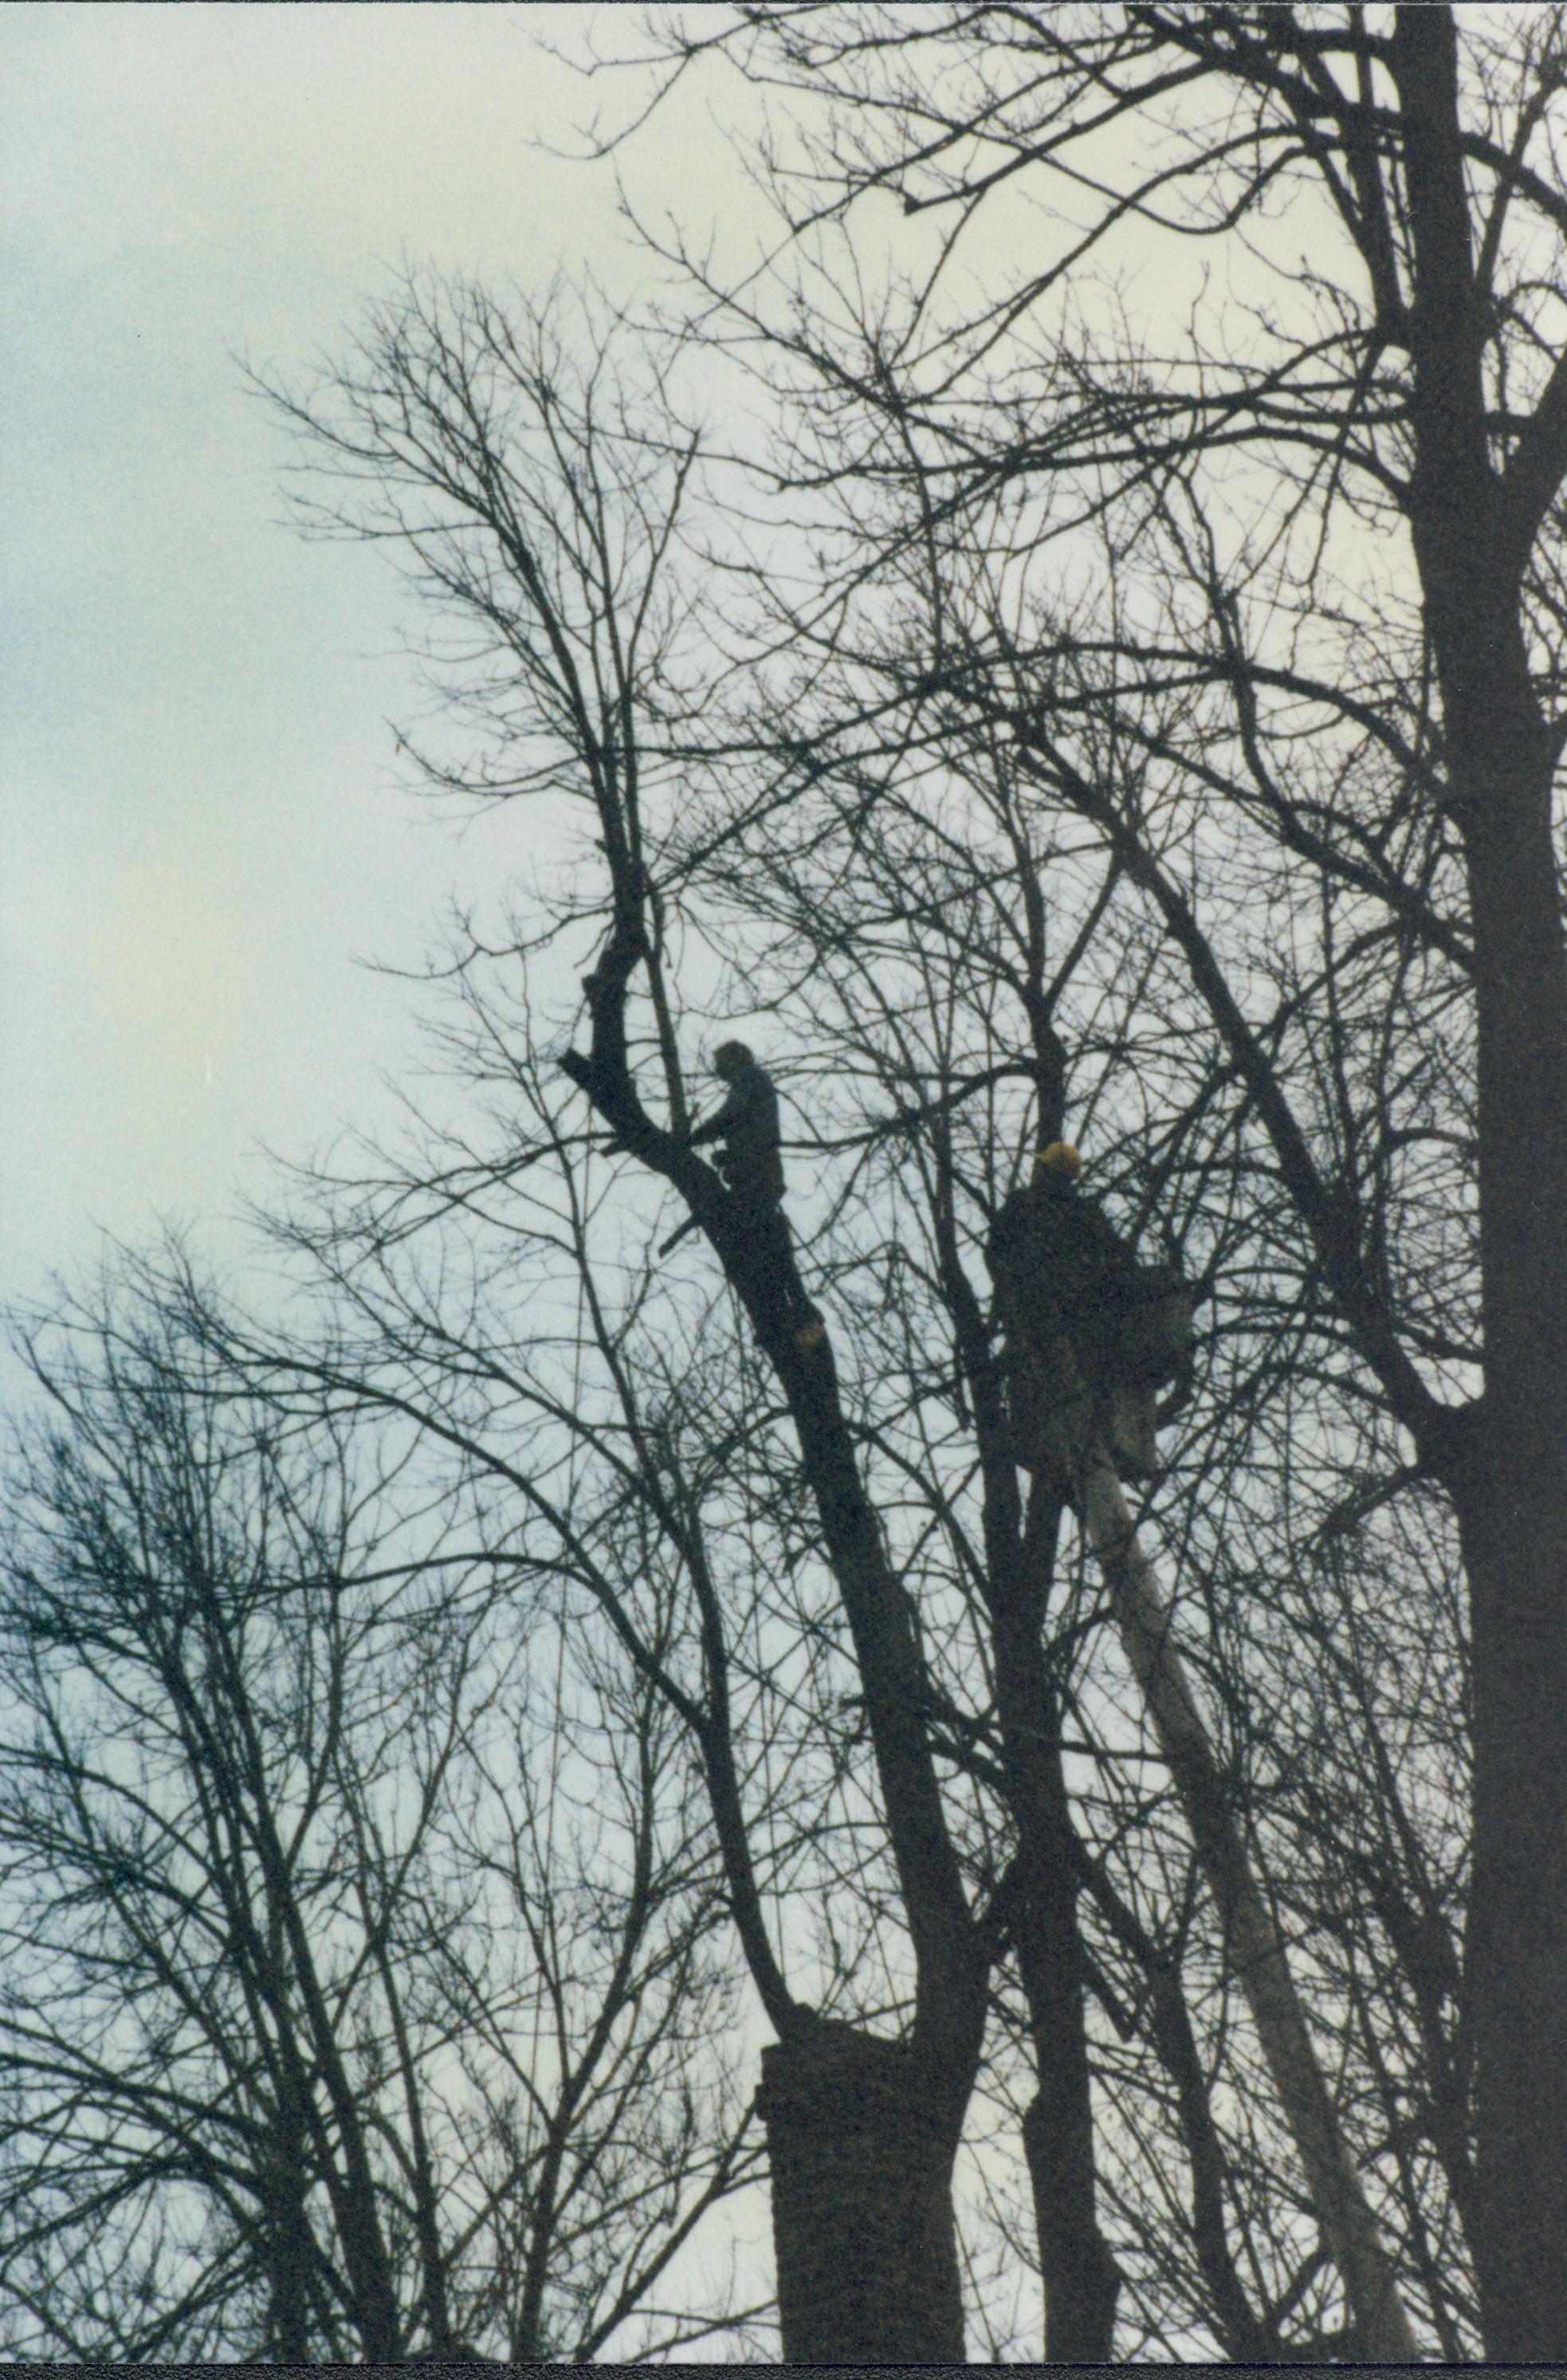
[949,1186,1122,2361]
[735,1294,984,2361]
[989,1528,1122,2361]
[1432,603,1567,2355]
[260,2099,312,2362]
[1388,13,1567,2347]
[564,1038,988,2362]
[1019,2012,1121,2364]
[1446,1447,1567,2358]
[1080,1450,1417,2360]
[759,2021,965,2364]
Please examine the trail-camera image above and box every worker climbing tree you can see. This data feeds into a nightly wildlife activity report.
[662,1041,827,1352]
[690,1041,786,1204]
[987,1141,1194,1498]
[986,1139,1416,2358]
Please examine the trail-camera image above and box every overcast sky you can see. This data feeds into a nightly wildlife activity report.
[1,2,762,1327]
[1,0,1259,1371]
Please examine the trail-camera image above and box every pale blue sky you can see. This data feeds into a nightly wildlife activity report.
[1,2,752,1315]
[0,0,1235,1341]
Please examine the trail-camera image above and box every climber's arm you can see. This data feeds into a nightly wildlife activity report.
[689,1083,742,1147]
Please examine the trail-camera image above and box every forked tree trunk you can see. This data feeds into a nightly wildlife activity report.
[1079,1450,1417,2362]
[759,2021,965,2364]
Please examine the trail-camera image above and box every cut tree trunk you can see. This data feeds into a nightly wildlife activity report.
[759,2020,965,2364]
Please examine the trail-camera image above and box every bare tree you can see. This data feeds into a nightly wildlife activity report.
[578,3,1567,2352]
[646,658,1459,2354]
[254,278,1145,2362]
[0,1260,757,2363]
[234,240,1540,2356]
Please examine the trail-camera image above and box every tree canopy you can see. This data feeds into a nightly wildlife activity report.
[6,5,1565,2361]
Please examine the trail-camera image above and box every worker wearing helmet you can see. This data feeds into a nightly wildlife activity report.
[988,1140,1192,1487]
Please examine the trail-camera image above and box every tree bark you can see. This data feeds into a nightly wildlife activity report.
[989,1547,1122,2362]
[1019,2072,1121,2363]
[259,2099,312,2362]
[950,1200,1123,2359]
[1387,12,1567,2347]
[561,1054,988,2361]
[759,2021,965,2365]
[1079,1450,1417,2361]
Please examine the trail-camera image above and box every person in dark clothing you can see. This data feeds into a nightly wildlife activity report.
[660,1041,803,1322]
[988,1142,1194,1487]
[657,1044,827,1355]
[689,1041,786,1205]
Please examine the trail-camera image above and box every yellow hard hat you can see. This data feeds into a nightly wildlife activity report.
[1036,1141,1083,1178]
